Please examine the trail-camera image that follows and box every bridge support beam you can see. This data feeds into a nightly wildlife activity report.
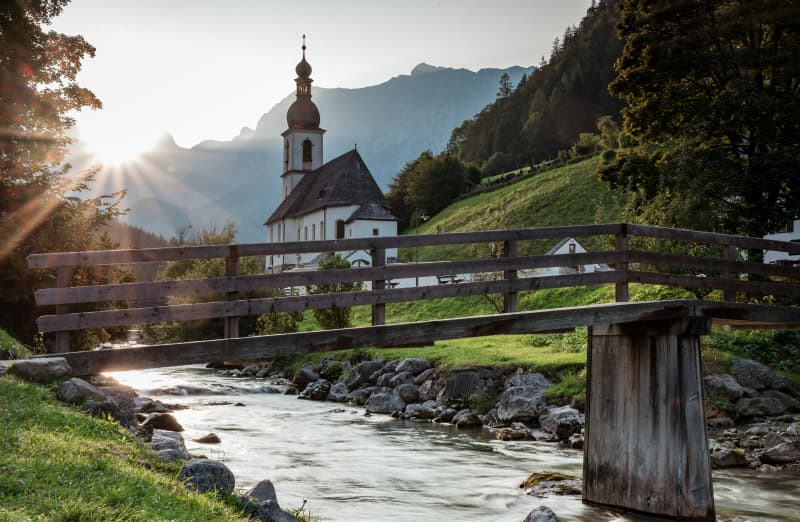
[583,317,714,521]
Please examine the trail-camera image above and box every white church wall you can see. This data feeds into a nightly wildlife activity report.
[763,219,800,264]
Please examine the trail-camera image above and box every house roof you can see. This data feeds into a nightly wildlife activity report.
[266,148,397,225]
[546,237,581,255]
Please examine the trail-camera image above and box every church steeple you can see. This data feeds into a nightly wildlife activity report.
[287,35,320,130]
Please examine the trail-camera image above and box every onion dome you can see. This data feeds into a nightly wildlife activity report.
[287,35,320,130]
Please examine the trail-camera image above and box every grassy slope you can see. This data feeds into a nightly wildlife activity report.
[0,377,248,522]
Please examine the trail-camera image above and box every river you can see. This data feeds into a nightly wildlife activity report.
[110,365,800,521]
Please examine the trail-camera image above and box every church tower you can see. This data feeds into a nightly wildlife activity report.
[281,36,324,200]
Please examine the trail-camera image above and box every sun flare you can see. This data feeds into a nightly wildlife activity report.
[85,129,157,166]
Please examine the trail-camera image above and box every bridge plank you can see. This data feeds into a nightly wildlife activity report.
[628,224,800,254]
[627,251,800,279]
[628,271,800,297]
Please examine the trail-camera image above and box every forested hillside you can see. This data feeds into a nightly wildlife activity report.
[449,0,623,173]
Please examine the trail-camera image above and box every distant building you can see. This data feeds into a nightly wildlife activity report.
[534,237,610,276]
[264,39,398,271]
[763,219,800,264]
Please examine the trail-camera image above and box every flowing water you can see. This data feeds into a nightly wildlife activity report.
[111,366,800,521]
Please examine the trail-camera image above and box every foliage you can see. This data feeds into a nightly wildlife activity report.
[707,329,800,374]
[307,255,362,330]
[0,377,248,521]
[256,310,303,335]
[545,368,587,406]
[450,1,624,169]
[386,151,475,229]
[497,72,513,98]
[604,0,800,238]
[0,0,131,347]
[0,329,32,360]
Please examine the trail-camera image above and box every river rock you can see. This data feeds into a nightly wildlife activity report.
[389,371,415,387]
[83,395,137,430]
[539,406,583,442]
[395,383,420,403]
[293,367,319,389]
[452,408,482,428]
[9,357,71,383]
[707,417,736,429]
[240,479,298,522]
[134,397,171,413]
[521,472,582,497]
[345,359,386,390]
[345,387,373,405]
[414,367,435,385]
[731,357,787,391]
[405,400,440,419]
[365,392,406,414]
[179,459,235,496]
[193,433,222,444]
[523,506,559,522]
[735,397,786,419]
[760,442,800,464]
[141,412,184,432]
[704,374,745,401]
[57,377,106,404]
[149,429,191,461]
[496,374,552,423]
[710,447,747,468]
[376,372,397,387]
[418,379,439,401]
[300,379,331,401]
[396,358,432,375]
[507,372,551,389]
[327,382,349,402]
[762,390,800,412]
[497,423,533,441]
[241,364,260,377]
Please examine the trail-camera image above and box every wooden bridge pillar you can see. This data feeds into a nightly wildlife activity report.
[583,317,714,521]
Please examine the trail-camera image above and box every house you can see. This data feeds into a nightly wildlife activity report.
[763,219,800,264]
[533,237,610,276]
[264,39,398,271]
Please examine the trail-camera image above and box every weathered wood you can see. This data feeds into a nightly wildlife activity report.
[584,318,715,520]
[627,271,800,298]
[37,271,626,332]
[615,224,629,302]
[628,223,800,254]
[54,266,72,354]
[503,240,518,313]
[27,224,623,268]
[372,248,386,326]
[626,250,799,279]
[224,245,240,339]
[723,244,737,302]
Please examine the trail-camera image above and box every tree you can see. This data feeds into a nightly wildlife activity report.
[307,255,362,330]
[605,0,800,239]
[497,72,513,98]
[0,1,129,346]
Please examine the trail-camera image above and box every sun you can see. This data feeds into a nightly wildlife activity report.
[84,128,158,166]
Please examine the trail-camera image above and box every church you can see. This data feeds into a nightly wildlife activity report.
[264,40,398,272]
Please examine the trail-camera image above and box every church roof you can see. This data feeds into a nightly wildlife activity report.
[266,149,397,225]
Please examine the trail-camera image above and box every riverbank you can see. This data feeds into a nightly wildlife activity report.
[0,375,249,521]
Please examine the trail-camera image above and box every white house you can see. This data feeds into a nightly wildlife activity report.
[527,237,610,277]
[763,219,800,264]
[264,40,398,272]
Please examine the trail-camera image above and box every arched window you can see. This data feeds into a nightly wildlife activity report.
[284,141,290,171]
[312,223,315,240]
[302,139,312,168]
[336,220,345,239]
[304,226,308,240]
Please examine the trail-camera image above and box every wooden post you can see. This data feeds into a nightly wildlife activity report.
[503,239,518,313]
[584,317,714,521]
[371,247,386,326]
[723,244,737,302]
[224,245,240,339]
[615,224,629,302]
[54,266,72,353]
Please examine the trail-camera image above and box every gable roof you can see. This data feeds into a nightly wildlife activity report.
[266,149,397,225]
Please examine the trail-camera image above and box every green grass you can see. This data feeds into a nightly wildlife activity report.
[0,328,32,360]
[0,377,249,522]
[401,157,625,262]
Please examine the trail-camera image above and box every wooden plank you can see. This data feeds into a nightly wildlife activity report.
[35,251,623,306]
[224,245,240,339]
[38,300,706,374]
[627,271,800,298]
[615,225,629,302]
[628,223,800,254]
[37,271,627,332]
[372,248,386,326]
[54,266,72,354]
[27,224,623,268]
[503,240,518,313]
[723,244,737,302]
[627,250,800,279]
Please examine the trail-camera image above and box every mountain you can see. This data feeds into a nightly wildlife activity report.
[78,64,533,242]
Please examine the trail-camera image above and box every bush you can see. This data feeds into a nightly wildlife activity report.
[707,329,800,374]
[0,329,32,360]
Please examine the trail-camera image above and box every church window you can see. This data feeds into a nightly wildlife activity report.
[320,221,324,239]
[312,224,315,240]
[302,139,313,169]
[336,220,345,239]
[284,141,289,171]
[372,228,379,236]
[304,226,308,240]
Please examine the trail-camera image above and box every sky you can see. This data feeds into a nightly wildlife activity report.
[51,0,593,162]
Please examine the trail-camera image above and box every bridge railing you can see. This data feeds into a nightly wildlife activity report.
[26,223,800,353]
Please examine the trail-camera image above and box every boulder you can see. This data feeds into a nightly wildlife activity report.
[762,389,800,413]
[133,397,171,413]
[178,459,235,496]
[388,371,415,387]
[345,387,373,405]
[703,374,745,401]
[293,367,319,389]
[396,358,432,375]
[760,442,800,465]
[395,383,420,404]
[523,506,559,522]
[82,395,137,429]
[241,479,300,521]
[707,417,735,429]
[376,372,397,387]
[731,357,787,391]
[418,379,439,401]
[241,364,260,377]
[507,372,551,389]
[539,406,583,442]
[436,407,458,423]
[148,429,191,461]
[300,379,331,401]
[452,408,482,428]
[327,382,349,402]
[365,392,405,414]
[710,447,747,468]
[734,397,786,419]
[521,472,582,497]
[9,357,71,383]
[405,400,440,420]
[141,412,184,432]
[57,377,106,404]
[414,367,435,385]
[496,375,552,423]
[193,433,222,444]
[345,359,386,390]
[496,423,533,441]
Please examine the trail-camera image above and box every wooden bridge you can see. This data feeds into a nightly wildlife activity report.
[27,223,800,521]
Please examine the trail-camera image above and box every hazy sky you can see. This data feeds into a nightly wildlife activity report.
[51,0,593,160]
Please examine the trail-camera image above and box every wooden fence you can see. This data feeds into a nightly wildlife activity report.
[27,223,800,353]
